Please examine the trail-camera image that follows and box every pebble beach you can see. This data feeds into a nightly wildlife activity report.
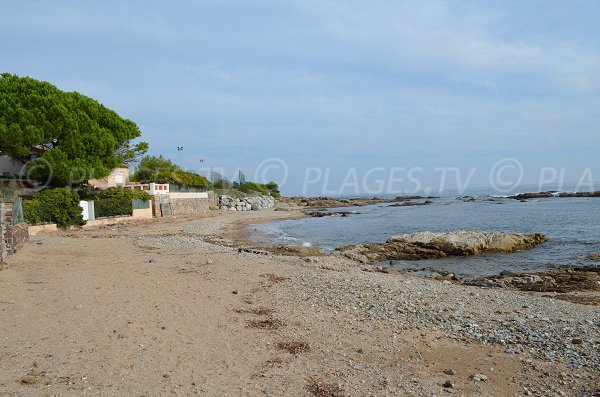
[0,209,598,396]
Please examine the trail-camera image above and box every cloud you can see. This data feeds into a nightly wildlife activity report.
[1,0,599,194]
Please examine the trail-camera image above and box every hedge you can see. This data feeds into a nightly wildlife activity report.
[95,197,133,217]
[80,187,150,218]
[23,188,85,228]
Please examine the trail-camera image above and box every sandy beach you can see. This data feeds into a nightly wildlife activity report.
[1,209,598,396]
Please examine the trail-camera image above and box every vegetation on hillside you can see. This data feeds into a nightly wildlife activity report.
[236,181,281,197]
[131,155,210,188]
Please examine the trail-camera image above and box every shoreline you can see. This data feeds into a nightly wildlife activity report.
[226,209,600,305]
[221,208,308,247]
[1,209,598,395]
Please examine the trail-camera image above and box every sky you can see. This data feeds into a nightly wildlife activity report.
[1,0,599,196]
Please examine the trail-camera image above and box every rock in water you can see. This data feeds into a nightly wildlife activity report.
[389,230,547,256]
[336,230,547,263]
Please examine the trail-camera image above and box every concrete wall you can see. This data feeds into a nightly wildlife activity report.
[132,207,153,219]
[151,196,161,217]
[79,200,96,221]
[167,192,210,216]
[88,167,130,189]
[1,199,29,263]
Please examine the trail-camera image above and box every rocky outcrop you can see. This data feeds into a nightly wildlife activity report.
[558,191,600,198]
[388,200,433,207]
[303,210,353,217]
[463,266,600,293]
[509,191,600,200]
[511,192,555,200]
[389,231,548,256]
[218,195,275,211]
[336,230,547,263]
[278,195,437,208]
[336,240,448,263]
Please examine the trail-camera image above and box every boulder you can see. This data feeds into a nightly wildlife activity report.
[216,194,275,211]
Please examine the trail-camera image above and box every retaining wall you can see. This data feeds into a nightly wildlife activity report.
[168,192,210,216]
[1,199,29,263]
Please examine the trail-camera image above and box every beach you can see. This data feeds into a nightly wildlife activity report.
[0,209,598,396]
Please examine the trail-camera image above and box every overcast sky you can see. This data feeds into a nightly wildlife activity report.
[2,0,599,195]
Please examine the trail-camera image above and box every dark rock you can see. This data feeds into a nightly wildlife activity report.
[512,192,555,200]
[463,267,600,299]
[388,200,433,207]
[304,210,354,218]
[558,191,600,197]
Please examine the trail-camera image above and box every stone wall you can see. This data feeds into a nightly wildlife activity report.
[167,192,210,216]
[1,199,29,263]
[170,198,209,216]
[218,195,275,211]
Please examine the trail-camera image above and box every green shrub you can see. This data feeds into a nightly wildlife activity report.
[238,182,269,195]
[212,179,232,189]
[23,188,85,228]
[237,181,280,197]
[80,186,150,201]
[95,197,133,217]
[79,187,150,217]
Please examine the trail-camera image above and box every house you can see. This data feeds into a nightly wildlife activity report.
[88,166,130,189]
[0,155,23,178]
[0,145,49,178]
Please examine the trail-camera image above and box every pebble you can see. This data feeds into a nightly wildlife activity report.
[139,218,600,394]
[471,374,488,382]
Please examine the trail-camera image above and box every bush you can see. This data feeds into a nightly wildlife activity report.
[23,188,85,228]
[238,182,270,195]
[80,186,150,201]
[212,179,232,189]
[95,197,132,217]
[237,181,280,197]
[80,186,150,217]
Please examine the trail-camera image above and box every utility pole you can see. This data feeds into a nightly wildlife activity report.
[177,146,184,169]
[199,159,207,180]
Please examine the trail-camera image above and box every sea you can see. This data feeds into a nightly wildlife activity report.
[249,187,600,278]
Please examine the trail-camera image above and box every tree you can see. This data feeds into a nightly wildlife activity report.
[131,155,210,188]
[0,73,147,186]
[131,155,182,183]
